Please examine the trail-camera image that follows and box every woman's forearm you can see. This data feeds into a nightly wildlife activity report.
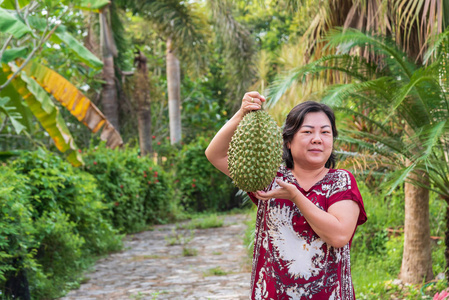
[291,191,360,248]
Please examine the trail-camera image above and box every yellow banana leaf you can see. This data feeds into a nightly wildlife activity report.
[4,63,84,166]
[19,59,123,149]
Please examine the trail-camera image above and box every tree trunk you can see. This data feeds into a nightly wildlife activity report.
[166,37,182,145]
[400,169,433,284]
[100,7,120,132]
[134,50,152,156]
[445,196,449,284]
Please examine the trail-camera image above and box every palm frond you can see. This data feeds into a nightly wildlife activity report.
[338,131,408,160]
[334,106,395,135]
[423,31,449,64]
[322,77,395,108]
[324,28,416,79]
[140,0,209,70]
[380,163,416,196]
[409,121,447,164]
[207,0,256,100]
[266,54,377,108]
[388,64,442,128]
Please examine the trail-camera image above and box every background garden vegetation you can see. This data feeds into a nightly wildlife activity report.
[1,0,449,299]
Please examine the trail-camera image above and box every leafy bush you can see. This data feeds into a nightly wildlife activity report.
[0,166,36,298]
[2,148,122,299]
[175,136,240,212]
[81,142,179,233]
[29,210,86,298]
[351,180,446,299]
[12,148,122,255]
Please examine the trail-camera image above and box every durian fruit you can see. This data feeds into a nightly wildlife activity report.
[228,109,283,192]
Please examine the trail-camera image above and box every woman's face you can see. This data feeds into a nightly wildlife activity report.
[288,111,333,169]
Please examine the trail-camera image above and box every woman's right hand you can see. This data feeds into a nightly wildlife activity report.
[240,91,266,115]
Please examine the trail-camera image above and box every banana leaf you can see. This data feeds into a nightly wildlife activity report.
[7,63,84,166]
[26,16,103,69]
[0,0,29,9]
[0,7,31,38]
[75,0,111,12]
[19,59,123,149]
[1,47,28,64]
[1,0,108,11]
[0,64,32,131]
[52,27,103,69]
[0,96,26,133]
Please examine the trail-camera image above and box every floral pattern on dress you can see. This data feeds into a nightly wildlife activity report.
[248,166,367,300]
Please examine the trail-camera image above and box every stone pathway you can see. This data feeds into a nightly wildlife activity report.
[61,214,252,300]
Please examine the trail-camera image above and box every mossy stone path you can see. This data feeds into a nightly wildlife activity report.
[61,214,252,300]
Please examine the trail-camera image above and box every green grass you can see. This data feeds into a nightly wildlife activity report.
[203,266,228,276]
[182,246,198,256]
[179,213,225,230]
[165,228,194,246]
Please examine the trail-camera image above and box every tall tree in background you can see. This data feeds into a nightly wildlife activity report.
[166,36,182,144]
[136,0,208,145]
[99,3,120,132]
[134,50,152,155]
[134,0,255,145]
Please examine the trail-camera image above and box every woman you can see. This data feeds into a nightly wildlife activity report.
[205,91,367,299]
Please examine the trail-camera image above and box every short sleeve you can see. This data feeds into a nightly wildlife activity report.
[327,170,367,226]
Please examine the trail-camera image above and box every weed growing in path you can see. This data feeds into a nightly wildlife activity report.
[182,247,198,256]
[203,266,228,276]
[179,214,224,230]
[165,228,194,246]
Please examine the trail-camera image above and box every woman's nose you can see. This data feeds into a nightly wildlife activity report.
[311,133,322,143]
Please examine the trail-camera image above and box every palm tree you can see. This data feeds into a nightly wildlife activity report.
[99,1,121,132]
[132,0,255,145]
[268,28,449,284]
[266,0,449,285]
[133,50,152,155]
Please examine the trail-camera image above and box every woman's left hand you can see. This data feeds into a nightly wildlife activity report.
[254,179,300,202]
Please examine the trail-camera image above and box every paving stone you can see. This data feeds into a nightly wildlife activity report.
[61,214,252,300]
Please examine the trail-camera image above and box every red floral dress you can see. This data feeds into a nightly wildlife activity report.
[248,166,367,300]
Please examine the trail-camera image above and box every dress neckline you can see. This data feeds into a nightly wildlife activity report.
[287,168,333,193]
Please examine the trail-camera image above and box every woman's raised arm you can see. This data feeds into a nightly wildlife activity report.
[205,92,265,176]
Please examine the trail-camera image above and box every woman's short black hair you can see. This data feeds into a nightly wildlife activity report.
[283,101,338,169]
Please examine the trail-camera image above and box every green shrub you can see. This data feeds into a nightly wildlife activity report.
[0,166,37,297]
[351,180,446,299]
[3,148,122,298]
[175,136,239,212]
[29,210,86,299]
[82,142,178,233]
[12,148,122,255]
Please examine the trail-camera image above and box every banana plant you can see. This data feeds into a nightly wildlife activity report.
[0,0,122,166]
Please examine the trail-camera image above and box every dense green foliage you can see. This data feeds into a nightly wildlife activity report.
[0,139,237,298]
[175,136,239,212]
[0,149,122,298]
[351,181,447,299]
[81,142,178,232]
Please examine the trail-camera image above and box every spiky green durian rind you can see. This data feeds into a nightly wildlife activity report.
[228,110,283,192]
